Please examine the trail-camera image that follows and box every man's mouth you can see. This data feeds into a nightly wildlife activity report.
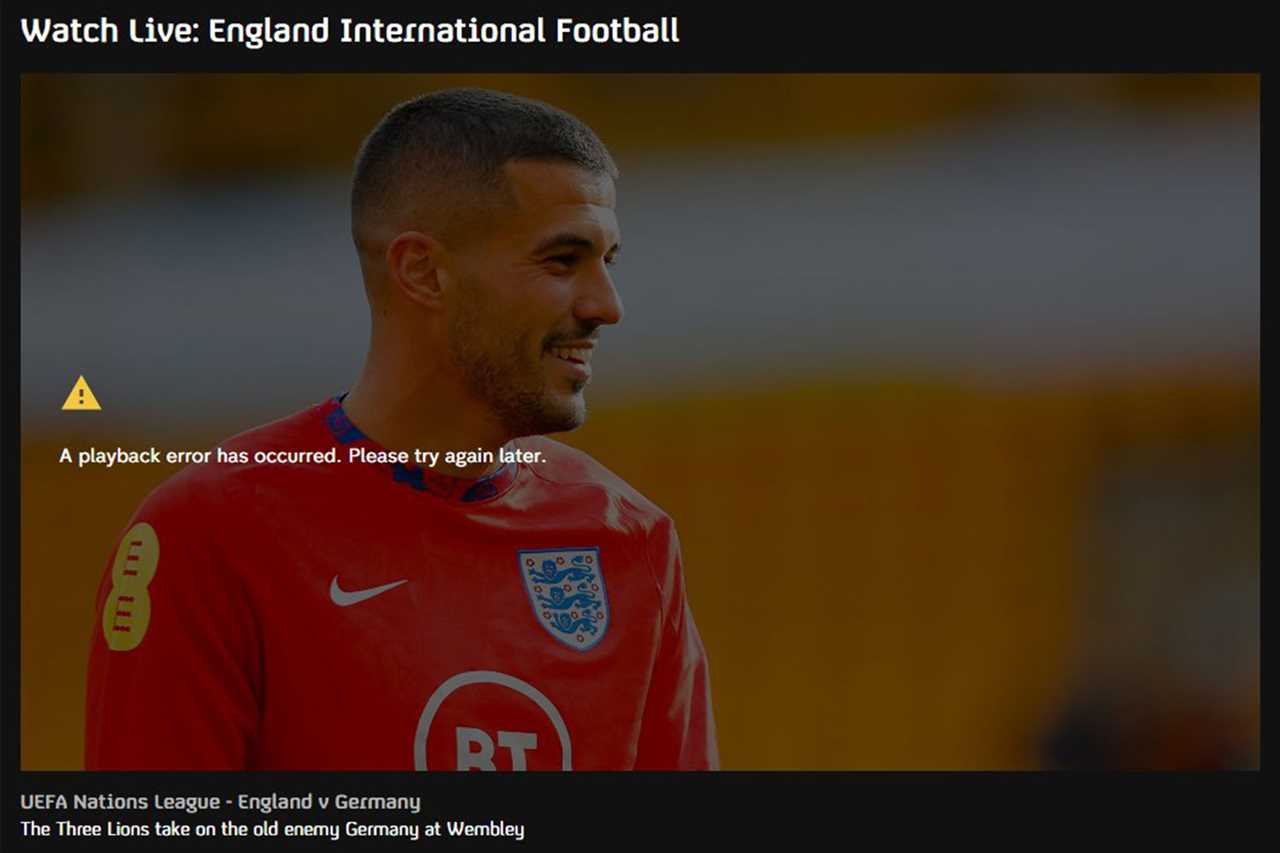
[547,345,593,365]
[544,341,595,382]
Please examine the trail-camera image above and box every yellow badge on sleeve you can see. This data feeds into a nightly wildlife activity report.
[102,522,159,651]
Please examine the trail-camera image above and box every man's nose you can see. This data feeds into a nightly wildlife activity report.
[574,262,624,327]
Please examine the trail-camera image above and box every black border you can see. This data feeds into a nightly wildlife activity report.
[2,3,1262,851]
[5,771,1267,847]
[2,2,1266,72]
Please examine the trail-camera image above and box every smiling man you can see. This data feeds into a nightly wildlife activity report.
[84,89,719,770]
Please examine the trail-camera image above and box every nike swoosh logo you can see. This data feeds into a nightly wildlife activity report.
[330,576,408,607]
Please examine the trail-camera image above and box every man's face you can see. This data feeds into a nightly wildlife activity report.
[442,160,623,438]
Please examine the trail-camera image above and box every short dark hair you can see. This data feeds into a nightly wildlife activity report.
[351,88,618,242]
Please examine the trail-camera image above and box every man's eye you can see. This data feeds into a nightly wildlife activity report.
[546,255,577,268]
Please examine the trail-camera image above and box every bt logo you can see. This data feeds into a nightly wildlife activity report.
[454,728,538,771]
[414,671,572,771]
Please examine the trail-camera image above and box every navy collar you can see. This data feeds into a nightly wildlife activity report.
[321,395,519,503]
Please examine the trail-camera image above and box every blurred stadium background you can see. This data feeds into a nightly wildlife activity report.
[20,74,1258,769]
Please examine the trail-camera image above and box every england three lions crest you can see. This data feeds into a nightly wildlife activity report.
[518,548,609,651]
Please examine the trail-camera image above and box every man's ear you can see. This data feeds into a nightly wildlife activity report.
[386,231,446,309]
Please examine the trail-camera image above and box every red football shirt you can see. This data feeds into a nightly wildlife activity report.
[84,396,718,770]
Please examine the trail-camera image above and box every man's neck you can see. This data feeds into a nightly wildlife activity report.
[341,360,508,480]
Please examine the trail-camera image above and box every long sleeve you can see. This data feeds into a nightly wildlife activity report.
[635,518,719,770]
[84,480,261,769]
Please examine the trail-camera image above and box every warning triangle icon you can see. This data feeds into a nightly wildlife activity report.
[62,375,102,411]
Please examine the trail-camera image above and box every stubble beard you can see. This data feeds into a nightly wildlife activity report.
[447,291,587,439]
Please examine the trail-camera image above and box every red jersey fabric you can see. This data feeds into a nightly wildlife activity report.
[84,396,718,770]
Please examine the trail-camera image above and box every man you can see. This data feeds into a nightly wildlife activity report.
[84,88,719,770]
